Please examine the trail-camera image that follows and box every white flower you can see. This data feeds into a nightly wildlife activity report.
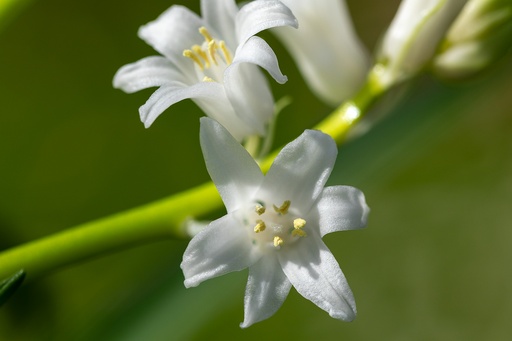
[113,0,297,141]
[181,117,370,327]
[272,0,370,106]
[379,0,467,85]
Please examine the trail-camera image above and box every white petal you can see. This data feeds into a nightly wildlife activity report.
[240,256,292,328]
[235,0,298,46]
[139,82,216,128]
[316,186,370,237]
[113,56,187,93]
[139,82,254,140]
[260,130,337,213]
[181,213,261,288]
[201,0,238,48]
[273,0,369,105]
[232,36,288,84]
[138,5,205,77]
[224,36,288,134]
[200,118,264,212]
[278,236,356,321]
[193,92,256,141]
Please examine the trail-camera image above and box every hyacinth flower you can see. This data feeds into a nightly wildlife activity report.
[181,118,370,327]
[113,0,297,141]
[272,0,370,106]
[378,0,467,86]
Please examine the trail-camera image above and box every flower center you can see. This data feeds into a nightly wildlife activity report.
[242,199,307,252]
[182,27,233,83]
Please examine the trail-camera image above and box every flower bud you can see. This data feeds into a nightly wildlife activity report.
[433,0,512,80]
[272,0,370,106]
[378,0,466,86]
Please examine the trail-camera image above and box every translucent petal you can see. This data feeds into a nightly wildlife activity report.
[193,94,256,141]
[200,118,264,212]
[240,256,292,328]
[224,36,288,134]
[260,130,337,213]
[139,82,223,128]
[201,0,238,48]
[316,186,370,237]
[138,5,204,77]
[113,56,186,93]
[235,0,297,46]
[278,236,357,321]
[231,36,288,84]
[181,213,261,288]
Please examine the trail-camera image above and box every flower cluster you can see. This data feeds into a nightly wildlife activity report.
[114,0,507,329]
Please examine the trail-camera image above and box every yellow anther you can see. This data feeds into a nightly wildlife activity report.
[192,45,210,68]
[273,236,284,247]
[208,40,218,65]
[254,220,266,233]
[202,76,215,82]
[199,26,213,43]
[292,229,307,238]
[255,204,266,215]
[273,200,291,215]
[183,49,203,70]
[219,40,232,65]
[293,218,306,229]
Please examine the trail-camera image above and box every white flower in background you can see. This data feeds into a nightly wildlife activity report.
[181,118,369,327]
[113,0,297,141]
[433,0,512,80]
[378,0,467,85]
[272,0,370,106]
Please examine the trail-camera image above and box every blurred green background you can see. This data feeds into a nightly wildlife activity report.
[1,0,511,340]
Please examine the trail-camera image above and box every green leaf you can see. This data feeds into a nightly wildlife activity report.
[0,269,26,306]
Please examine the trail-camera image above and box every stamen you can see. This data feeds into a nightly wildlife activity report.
[202,76,215,82]
[199,26,213,43]
[192,45,210,68]
[208,40,218,66]
[254,220,266,233]
[273,200,291,215]
[183,50,203,70]
[255,204,266,215]
[219,41,232,64]
[273,236,284,248]
[292,229,307,237]
[293,218,306,229]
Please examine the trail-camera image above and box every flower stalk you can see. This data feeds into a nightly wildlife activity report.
[0,69,388,283]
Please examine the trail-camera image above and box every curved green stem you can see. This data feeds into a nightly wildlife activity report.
[0,183,220,280]
[0,68,386,282]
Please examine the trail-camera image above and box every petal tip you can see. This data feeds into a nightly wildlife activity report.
[330,303,357,322]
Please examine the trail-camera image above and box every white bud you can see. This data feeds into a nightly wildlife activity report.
[272,0,370,106]
[378,0,466,85]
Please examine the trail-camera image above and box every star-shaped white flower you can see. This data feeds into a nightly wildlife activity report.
[113,0,297,141]
[181,118,370,327]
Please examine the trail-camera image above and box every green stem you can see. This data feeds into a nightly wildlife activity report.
[0,68,386,282]
[0,183,221,280]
